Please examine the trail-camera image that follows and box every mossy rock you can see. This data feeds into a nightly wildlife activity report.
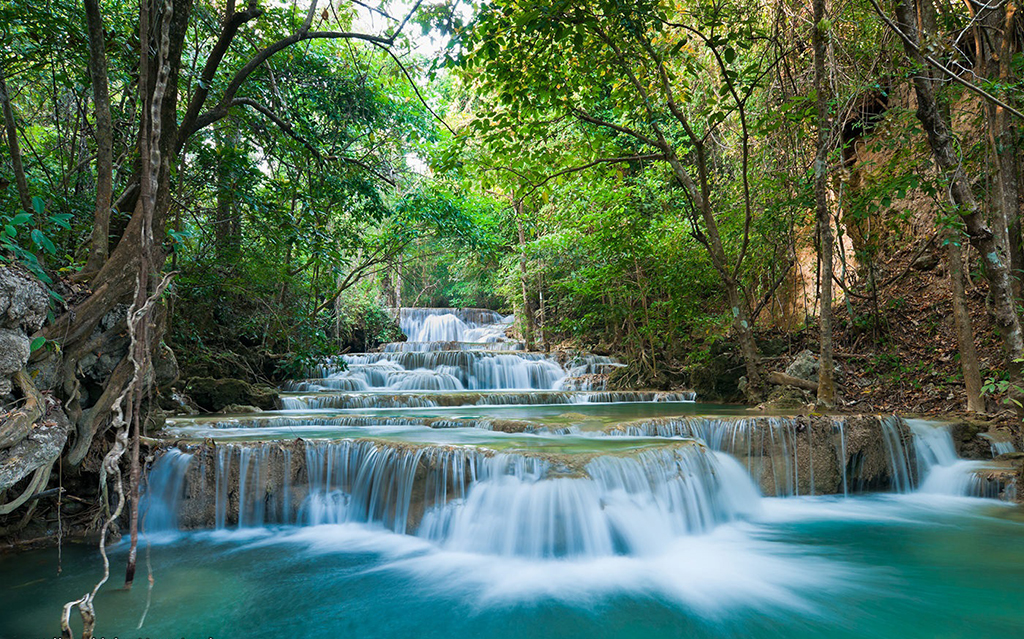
[185,377,280,413]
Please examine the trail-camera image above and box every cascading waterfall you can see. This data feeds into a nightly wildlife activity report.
[142,439,762,558]
[421,447,759,559]
[139,449,194,532]
[980,433,1016,456]
[903,419,1008,497]
[280,390,695,410]
[144,306,1015,569]
[297,351,569,393]
[397,307,512,344]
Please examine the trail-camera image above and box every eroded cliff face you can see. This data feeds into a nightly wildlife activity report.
[0,266,70,514]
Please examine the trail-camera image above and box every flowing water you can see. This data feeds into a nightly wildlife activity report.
[2,308,1022,638]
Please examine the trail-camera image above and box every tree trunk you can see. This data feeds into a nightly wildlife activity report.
[215,127,241,259]
[82,0,114,274]
[947,236,984,411]
[894,0,1024,391]
[812,0,836,407]
[515,202,537,351]
[987,3,1022,299]
[664,151,763,397]
[0,70,33,214]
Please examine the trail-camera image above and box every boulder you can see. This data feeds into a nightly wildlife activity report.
[784,349,819,381]
[0,328,30,375]
[185,377,280,413]
[0,267,48,332]
[219,404,263,414]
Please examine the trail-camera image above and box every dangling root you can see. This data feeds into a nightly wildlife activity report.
[0,460,54,515]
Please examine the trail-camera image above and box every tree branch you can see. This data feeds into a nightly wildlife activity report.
[867,0,1024,121]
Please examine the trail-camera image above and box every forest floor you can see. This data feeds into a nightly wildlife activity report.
[766,241,1020,436]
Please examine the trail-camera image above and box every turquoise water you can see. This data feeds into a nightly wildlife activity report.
[3,494,1022,638]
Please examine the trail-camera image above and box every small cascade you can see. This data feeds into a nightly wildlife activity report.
[139,449,194,533]
[304,351,568,392]
[421,447,758,558]
[596,415,914,496]
[383,341,525,352]
[980,433,1016,456]
[280,390,695,411]
[879,415,916,493]
[902,419,1013,498]
[397,307,512,344]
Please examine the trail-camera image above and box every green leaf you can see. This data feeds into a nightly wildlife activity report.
[30,336,45,353]
[31,196,45,214]
[4,224,15,238]
[723,47,736,64]
[12,213,32,225]
[31,229,56,254]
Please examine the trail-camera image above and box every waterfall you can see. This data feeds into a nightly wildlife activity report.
[280,390,694,411]
[305,351,569,392]
[902,419,1008,498]
[422,446,760,559]
[148,438,763,556]
[878,415,916,493]
[139,449,194,533]
[980,433,1016,456]
[397,307,512,344]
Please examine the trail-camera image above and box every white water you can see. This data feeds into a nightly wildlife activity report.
[398,307,513,344]
[139,449,194,532]
[903,419,1007,497]
[144,307,1013,573]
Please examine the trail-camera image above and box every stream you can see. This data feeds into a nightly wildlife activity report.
[2,308,1022,638]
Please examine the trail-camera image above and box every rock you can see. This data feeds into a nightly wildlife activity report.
[759,386,814,410]
[0,267,48,332]
[0,328,30,375]
[951,420,989,459]
[0,377,11,396]
[153,343,179,389]
[100,303,129,332]
[912,251,940,271]
[0,402,70,491]
[219,404,263,414]
[784,349,819,381]
[185,377,280,413]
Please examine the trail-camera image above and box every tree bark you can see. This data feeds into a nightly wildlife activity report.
[894,0,1024,390]
[515,201,537,351]
[985,2,1023,298]
[946,236,984,411]
[0,70,33,214]
[82,0,114,274]
[813,0,836,407]
[215,127,242,259]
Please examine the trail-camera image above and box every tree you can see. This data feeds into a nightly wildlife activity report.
[459,0,795,397]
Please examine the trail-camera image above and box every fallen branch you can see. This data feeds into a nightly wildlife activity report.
[767,371,820,391]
